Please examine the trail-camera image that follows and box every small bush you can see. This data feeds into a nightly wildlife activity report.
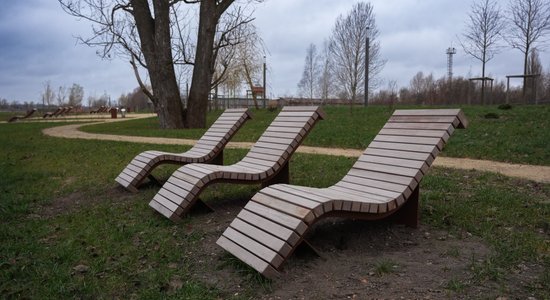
[498,104,512,110]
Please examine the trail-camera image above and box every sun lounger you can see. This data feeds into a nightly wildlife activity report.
[61,106,73,116]
[116,108,253,192]
[217,109,468,278]
[8,108,37,123]
[149,106,326,222]
[43,107,63,118]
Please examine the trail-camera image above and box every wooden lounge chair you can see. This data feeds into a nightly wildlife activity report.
[116,108,253,193]
[8,108,37,123]
[43,107,63,118]
[217,109,468,278]
[149,106,325,222]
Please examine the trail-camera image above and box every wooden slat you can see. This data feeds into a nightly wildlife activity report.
[216,236,279,278]
[223,227,284,267]
[358,155,429,174]
[379,128,450,142]
[252,193,315,223]
[383,122,454,132]
[353,161,422,180]
[368,141,438,155]
[363,147,434,164]
[389,115,457,123]
[374,135,444,150]
[230,218,292,257]
[245,201,307,235]
[393,109,461,116]
[347,168,416,187]
[237,209,301,246]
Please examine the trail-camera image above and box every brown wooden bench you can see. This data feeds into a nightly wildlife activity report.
[149,106,325,222]
[115,108,252,192]
[8,108,37,123]
[217,109,468,279]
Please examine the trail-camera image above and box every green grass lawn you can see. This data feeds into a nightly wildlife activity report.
[81,105,550,165]
[1,120,549,298]
[0,112,16,122]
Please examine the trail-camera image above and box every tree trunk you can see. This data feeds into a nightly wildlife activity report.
[523,45,529,101]
[131,0,185,129]
[186,1,219,128]
[481,52,486,105]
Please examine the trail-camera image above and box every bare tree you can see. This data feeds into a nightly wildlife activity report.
[59,0,258,129]
[460,0,505,105]
[527,48,544,102]
[507,0,550,96]
[211,18,264,108]
[41,81,56,107]
[225,23,265,109]
[56,86,67,106]
[68,83,84,107]
[297,43,320,99]
[318,40,333,102]
[329,2,385,109]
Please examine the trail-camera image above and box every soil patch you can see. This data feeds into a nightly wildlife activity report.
[171,194,503,299]
[30,186,134,219]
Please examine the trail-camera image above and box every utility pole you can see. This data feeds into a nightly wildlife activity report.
[263,56,267,108]
[364,27,370,107]
[263,55,267,99]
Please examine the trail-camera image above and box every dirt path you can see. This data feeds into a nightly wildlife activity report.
[41,117,550,184]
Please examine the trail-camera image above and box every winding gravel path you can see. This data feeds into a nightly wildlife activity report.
[40,116,550,184]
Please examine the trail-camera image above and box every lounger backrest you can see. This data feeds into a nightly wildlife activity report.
[238,106,325,171]
[187,108,252,159]
[341,109,468,202]
[23,108,37,119]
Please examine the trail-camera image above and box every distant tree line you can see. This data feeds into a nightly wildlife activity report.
[296,0,550,106]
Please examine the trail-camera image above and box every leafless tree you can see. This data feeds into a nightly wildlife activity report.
[41,81,56,107]
[329,2,385,109]
[59,0,258,129]
[68,83,84,107]
[460,0,505,105]
[56,86,68,106]
[217,22,265,108]
[527,48,544,102]
[210,17,264,108]
[297,43,320,99]
[318,40,333,102]
[506,0,550,96]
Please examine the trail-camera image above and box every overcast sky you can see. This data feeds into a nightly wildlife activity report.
[1,0,549,103]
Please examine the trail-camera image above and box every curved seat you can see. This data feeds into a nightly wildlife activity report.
[149,106,326,222]
[217,109,468,278]
[115,108,252,192]
[43,107,62,118]
[8,108,36,123]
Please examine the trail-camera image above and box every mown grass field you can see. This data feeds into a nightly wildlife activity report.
[81,105,550,165]
[1,107,549,298]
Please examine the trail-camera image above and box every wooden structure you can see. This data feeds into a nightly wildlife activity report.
[116,108,252,192]
[217,109,468,278]
[42,107,63,118]
[8,108,37,123]
[149,106,325,222]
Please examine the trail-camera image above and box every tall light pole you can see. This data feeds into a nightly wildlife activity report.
[263,55,267,102]
[364,27,370,107]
